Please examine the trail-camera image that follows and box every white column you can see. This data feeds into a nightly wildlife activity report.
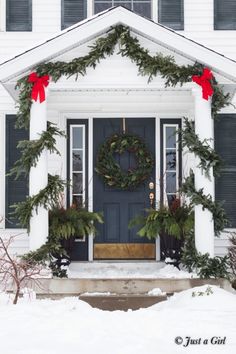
[193,87,214,257]
[29,98,48,251]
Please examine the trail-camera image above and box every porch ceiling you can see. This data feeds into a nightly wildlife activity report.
[46,88,194,116]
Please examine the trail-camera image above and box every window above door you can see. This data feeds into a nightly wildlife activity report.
[94,1,152,19]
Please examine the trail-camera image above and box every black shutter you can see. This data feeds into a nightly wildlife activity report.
[158,0,184,30]
[6,0,32,32]
[61,0,87,30]
[214,0,236,30]
[5,115,29,228]
[215,114,236,228]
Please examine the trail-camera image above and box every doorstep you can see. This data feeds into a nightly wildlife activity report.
[31,277,231,296]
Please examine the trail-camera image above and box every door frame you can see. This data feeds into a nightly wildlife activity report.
[64,112,184,261]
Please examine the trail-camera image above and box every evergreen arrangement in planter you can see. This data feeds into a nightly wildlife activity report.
[129,198,194,240]
[49,205,103,240]
[23,205,103,277]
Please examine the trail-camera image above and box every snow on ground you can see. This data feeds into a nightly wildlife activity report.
[0,285,235,354]
[67,262,198,279]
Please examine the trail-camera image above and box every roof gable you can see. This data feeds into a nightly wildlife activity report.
[0,6,236,84]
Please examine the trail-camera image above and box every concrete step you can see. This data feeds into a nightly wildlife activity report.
[79,294,168,311]
[68,261,165,279]
[32,277,231,296]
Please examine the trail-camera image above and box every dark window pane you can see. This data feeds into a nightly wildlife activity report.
[73,127,83,148]
[214,0,236,30]
[166,150,176,170]
[73,151,83,171]
[215,114,236,227]
[94,2,112,13]
[6,0,32,31]
[72,195,83,209]
[216,171,236,228]
[62,0,87,29]
[166,172,176,193]
[5,115,29,228]
[114,1,132,10]
[159,0,184,30]
[166,126,176,148]
[73,173,83,194]
[167,194,176,207]
[133,3,151,18]
[215,116,236,169]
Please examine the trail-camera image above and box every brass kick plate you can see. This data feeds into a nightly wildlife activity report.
[94,243,155,260]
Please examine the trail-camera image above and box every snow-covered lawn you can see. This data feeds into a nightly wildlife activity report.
[0,285,235,354]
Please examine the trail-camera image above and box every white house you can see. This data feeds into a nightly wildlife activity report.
[0,1,236,262]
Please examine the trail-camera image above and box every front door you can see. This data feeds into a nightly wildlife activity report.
[93,118,156,260]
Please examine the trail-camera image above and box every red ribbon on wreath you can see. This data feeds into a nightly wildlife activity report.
[28,72,50,103]
[192,68,214,101]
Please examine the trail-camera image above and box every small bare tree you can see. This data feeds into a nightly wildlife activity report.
[0,234,45,304]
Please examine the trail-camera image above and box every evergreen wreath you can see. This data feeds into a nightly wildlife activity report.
[95,133,154,190]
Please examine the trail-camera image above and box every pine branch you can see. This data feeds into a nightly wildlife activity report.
[181,171,228,235]
[12,174,67,230]
[180,118,222,178]
[9,122,66,179]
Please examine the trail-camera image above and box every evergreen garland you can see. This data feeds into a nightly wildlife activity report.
[15,25,230,129]
[13,174,67,230]
[9,123,65,178]
[180,170,228,235]
[181,231,230,279]
[180,118,222,178]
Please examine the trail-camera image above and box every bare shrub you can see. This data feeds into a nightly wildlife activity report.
[0,234,45,304]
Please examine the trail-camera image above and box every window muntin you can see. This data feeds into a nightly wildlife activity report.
[94,1,152,19]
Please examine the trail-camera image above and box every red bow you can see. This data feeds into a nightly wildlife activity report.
[28,72,50,103]
[192,68,214,100]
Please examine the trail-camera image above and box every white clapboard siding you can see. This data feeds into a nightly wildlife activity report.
[0,0,236,256]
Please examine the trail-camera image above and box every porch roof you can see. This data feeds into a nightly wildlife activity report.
[1,6,236,86]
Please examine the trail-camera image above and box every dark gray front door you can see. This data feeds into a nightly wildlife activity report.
[93,118,156,259]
